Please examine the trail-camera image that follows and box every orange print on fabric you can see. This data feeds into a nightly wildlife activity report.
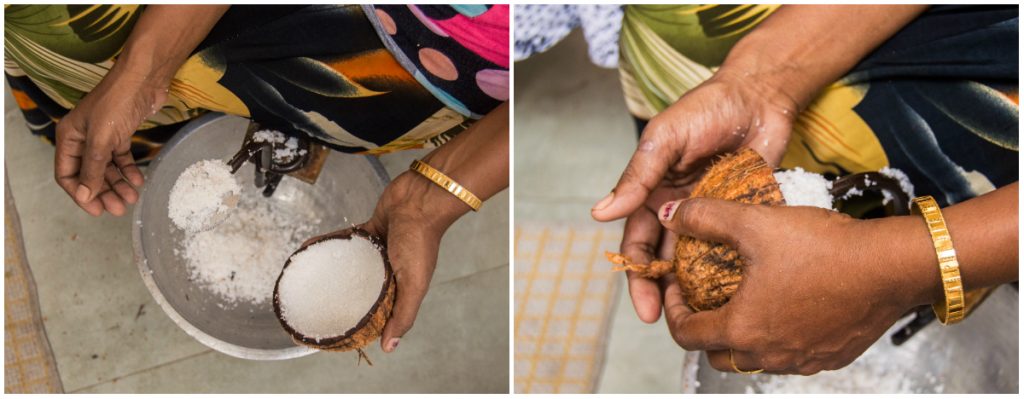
[12,89,38,111]
[326,49,415,83]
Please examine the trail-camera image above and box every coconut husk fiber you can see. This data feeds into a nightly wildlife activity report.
[607,148,785,311]
[273,228,396,365]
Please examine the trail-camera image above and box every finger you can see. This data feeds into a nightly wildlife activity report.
[79,130,116,202]
[592,127,680,222]
[706,350,732,372]
[112,139,144,187]
[380,223,439,353]
[98,187,126,217]
[621,207,664,323]
[106,164,138,205]
[657,198,758,249]
[707,350,763,374]
[664,278,729,351]
[55,121,104,216]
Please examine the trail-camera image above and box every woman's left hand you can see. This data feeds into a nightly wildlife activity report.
[655,197,939,375]
[301,170,469,354]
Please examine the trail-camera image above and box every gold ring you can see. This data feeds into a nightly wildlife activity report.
[729,349,764,374]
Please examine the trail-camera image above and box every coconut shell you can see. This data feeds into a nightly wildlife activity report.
[606,148,784,312]
[675,148,784,311]
[273,227,395,364]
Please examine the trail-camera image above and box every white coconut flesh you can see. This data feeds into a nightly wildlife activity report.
[773,168,834,210]
[168,159,241,233]
[277,236,386,341]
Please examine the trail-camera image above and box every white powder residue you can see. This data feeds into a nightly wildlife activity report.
[879,167,915,205]
[168,160,241,233]
[773,168,834,209]
[179,183,320,307]
[278,237,385,342]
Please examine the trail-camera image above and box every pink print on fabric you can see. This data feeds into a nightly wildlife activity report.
[411,5,509,69]
[407,5,449,38]
[476,69,508,101]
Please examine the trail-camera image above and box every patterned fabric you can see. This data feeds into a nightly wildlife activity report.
[618,4,1018,207]
[364,5,509,119]
[4,5,508,160]
[513,5,624,69]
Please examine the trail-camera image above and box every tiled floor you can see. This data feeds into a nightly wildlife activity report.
[514,31,687,393]
[4,85,509,393]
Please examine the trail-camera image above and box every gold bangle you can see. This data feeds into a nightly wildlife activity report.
[911,195,965,325]
[410,160,482,212]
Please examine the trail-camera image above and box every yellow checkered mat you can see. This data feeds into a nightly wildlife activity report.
[4,169,64,393]
[514,223,622,393]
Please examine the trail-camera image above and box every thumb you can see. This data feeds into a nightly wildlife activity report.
[380,222,439,353]
[656,198,756,249]
[591,130,680,222]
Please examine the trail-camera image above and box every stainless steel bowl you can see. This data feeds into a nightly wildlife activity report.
[132,113,389,360]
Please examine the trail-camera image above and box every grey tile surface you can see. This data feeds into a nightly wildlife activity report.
[74,266,509,393]
[514,31,686,393]
[5,83,509,393]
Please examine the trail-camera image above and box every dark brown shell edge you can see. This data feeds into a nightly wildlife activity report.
[272,227,396,357]
[674,148,785,312]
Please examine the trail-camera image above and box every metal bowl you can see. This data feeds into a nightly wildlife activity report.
[132,113,389,360]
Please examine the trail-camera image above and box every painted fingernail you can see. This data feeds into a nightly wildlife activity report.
[593,192,615,211]
[386,337,400,352]
[659,200,683,222]
[75,185,91,203]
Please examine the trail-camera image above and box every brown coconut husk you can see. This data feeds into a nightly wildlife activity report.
[273,227,396,365]
[608,148,785,311]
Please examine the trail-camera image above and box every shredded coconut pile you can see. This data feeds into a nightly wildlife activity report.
[173,175,321,307]
[773,168,834,209]
[252,129,308,163]
[168,160,241,233]
[277,237,385,342]
[879,166,916,205]
[748,318,946,393]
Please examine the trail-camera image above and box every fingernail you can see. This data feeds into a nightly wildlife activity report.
[75,185,91,203]
[386,337,400,352]
[659,200,683,222]
[593,192,615,211]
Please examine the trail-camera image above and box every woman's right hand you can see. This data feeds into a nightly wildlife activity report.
[590,72,799,323]
[54,5,229,217]
[54,61,168,217]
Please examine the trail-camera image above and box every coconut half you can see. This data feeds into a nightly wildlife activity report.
[273,228,395,362]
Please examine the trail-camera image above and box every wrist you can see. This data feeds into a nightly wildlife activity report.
[859,215,946,307]
[393,171,469,233]
[716,28,827,113]
[116,42,179,89]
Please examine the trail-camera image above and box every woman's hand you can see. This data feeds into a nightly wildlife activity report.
[594,5,929,324]
[654,182,1019,375]
[593,73,800,323]
[54,5,228,216]
[656,198,940,375]
[54,63,167,216]
[303,102,509,353]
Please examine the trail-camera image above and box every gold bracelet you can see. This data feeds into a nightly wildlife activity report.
[910,195,965,325]
[410,160,482,212]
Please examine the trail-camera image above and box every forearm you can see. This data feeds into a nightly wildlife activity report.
[417,102,510,224]
[717,5,927,110]
[118,5,229,85]
[874,183,1019,306]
